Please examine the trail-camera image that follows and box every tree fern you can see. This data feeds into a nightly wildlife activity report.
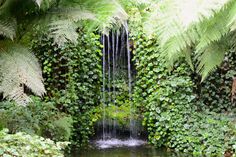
[196,41,226,80]
[146,0,236,80]
[48,9,96,47]
[47,0,127,46]
[0,0,42,40]
[0,42,45,105]
[0,17,16,40]
[49,19,79,47]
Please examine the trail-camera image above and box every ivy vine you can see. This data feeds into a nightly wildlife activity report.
[32,29,102,147]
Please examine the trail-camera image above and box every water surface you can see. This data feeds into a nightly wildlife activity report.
[70,145,186,157]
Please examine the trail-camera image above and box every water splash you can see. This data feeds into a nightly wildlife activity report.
[95,138,146,149]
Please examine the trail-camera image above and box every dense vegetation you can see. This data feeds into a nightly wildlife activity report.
[0,129,68,156]
[1,0,236,156]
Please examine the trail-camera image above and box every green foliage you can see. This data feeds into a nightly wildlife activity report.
[130,25,161,112]
[145,0,236,80]
[0,128,69,157]
[32,30,102,147]
[194,51,236,112]
[104,103,133,127]
[0,42,45,105]
[0,0,127,106]
[74,106,101,146]
[0,16,16,40]
[112,76,130,106]
[143,74,236,155]
[130,11,236,155]
[0,97,73,142]
[48,0,127,46]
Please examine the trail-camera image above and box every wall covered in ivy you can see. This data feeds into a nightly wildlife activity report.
[32,30,102,147]
[129,7,236,156]
[196,51,236,112]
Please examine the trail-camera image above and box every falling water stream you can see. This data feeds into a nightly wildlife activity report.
[98,24,145,149]
[102,34,106,141]
[125,23,136,139]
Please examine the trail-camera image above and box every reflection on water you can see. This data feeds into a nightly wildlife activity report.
[69,145,188,157]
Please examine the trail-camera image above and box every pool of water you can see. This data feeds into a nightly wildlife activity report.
[76,147,166,157]
[69,144,187,157]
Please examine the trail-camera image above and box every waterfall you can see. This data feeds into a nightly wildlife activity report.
[100,24,138,141]
[112,31,117,138]
[107,35,111,103]
[124,24,136,139]
[102,34,106,140]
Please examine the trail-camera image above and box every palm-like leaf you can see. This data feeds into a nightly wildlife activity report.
[0,42,46,105]
[49,19,79,47]
[0,16,16,40]
[0,0,43,40]
[48,0,127,46]
[48,9,96,46]
[146,0,236,80]
[196,41,226,80]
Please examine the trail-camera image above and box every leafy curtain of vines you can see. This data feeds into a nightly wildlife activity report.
[32,30,102,147]
[129,7,236,155]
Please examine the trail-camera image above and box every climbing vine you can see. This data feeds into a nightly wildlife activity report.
[32,29,102,147]
[196,51,236,112]
[129,6,236,156]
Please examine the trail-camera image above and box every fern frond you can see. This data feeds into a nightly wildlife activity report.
[196,1,234,51]
[48,0,127,46]
[49,19,78,47]
[0,42,46,105]
[7,87,32,105]
[226,1,236,31]
[146,0,200,66]
[54,8,96,22]
[97,0,128,33]
[48,8,96,46]
[175,0,231,28]
[160,28,199,67]
[0,16,16,40]
[196,41,226,81]
[147,0,234,79]
[59,0,128,32]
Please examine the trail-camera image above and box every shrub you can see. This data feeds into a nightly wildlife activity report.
[0,129,69,157]
[0,97,73,142]
[144,75,236,155]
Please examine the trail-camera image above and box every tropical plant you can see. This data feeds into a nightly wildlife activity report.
[0,98,73,141]
[48,0,128,47]
[0,42,45,105]
[145,0,236,80]
[0,0,127,105]
[0,0,46,105]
